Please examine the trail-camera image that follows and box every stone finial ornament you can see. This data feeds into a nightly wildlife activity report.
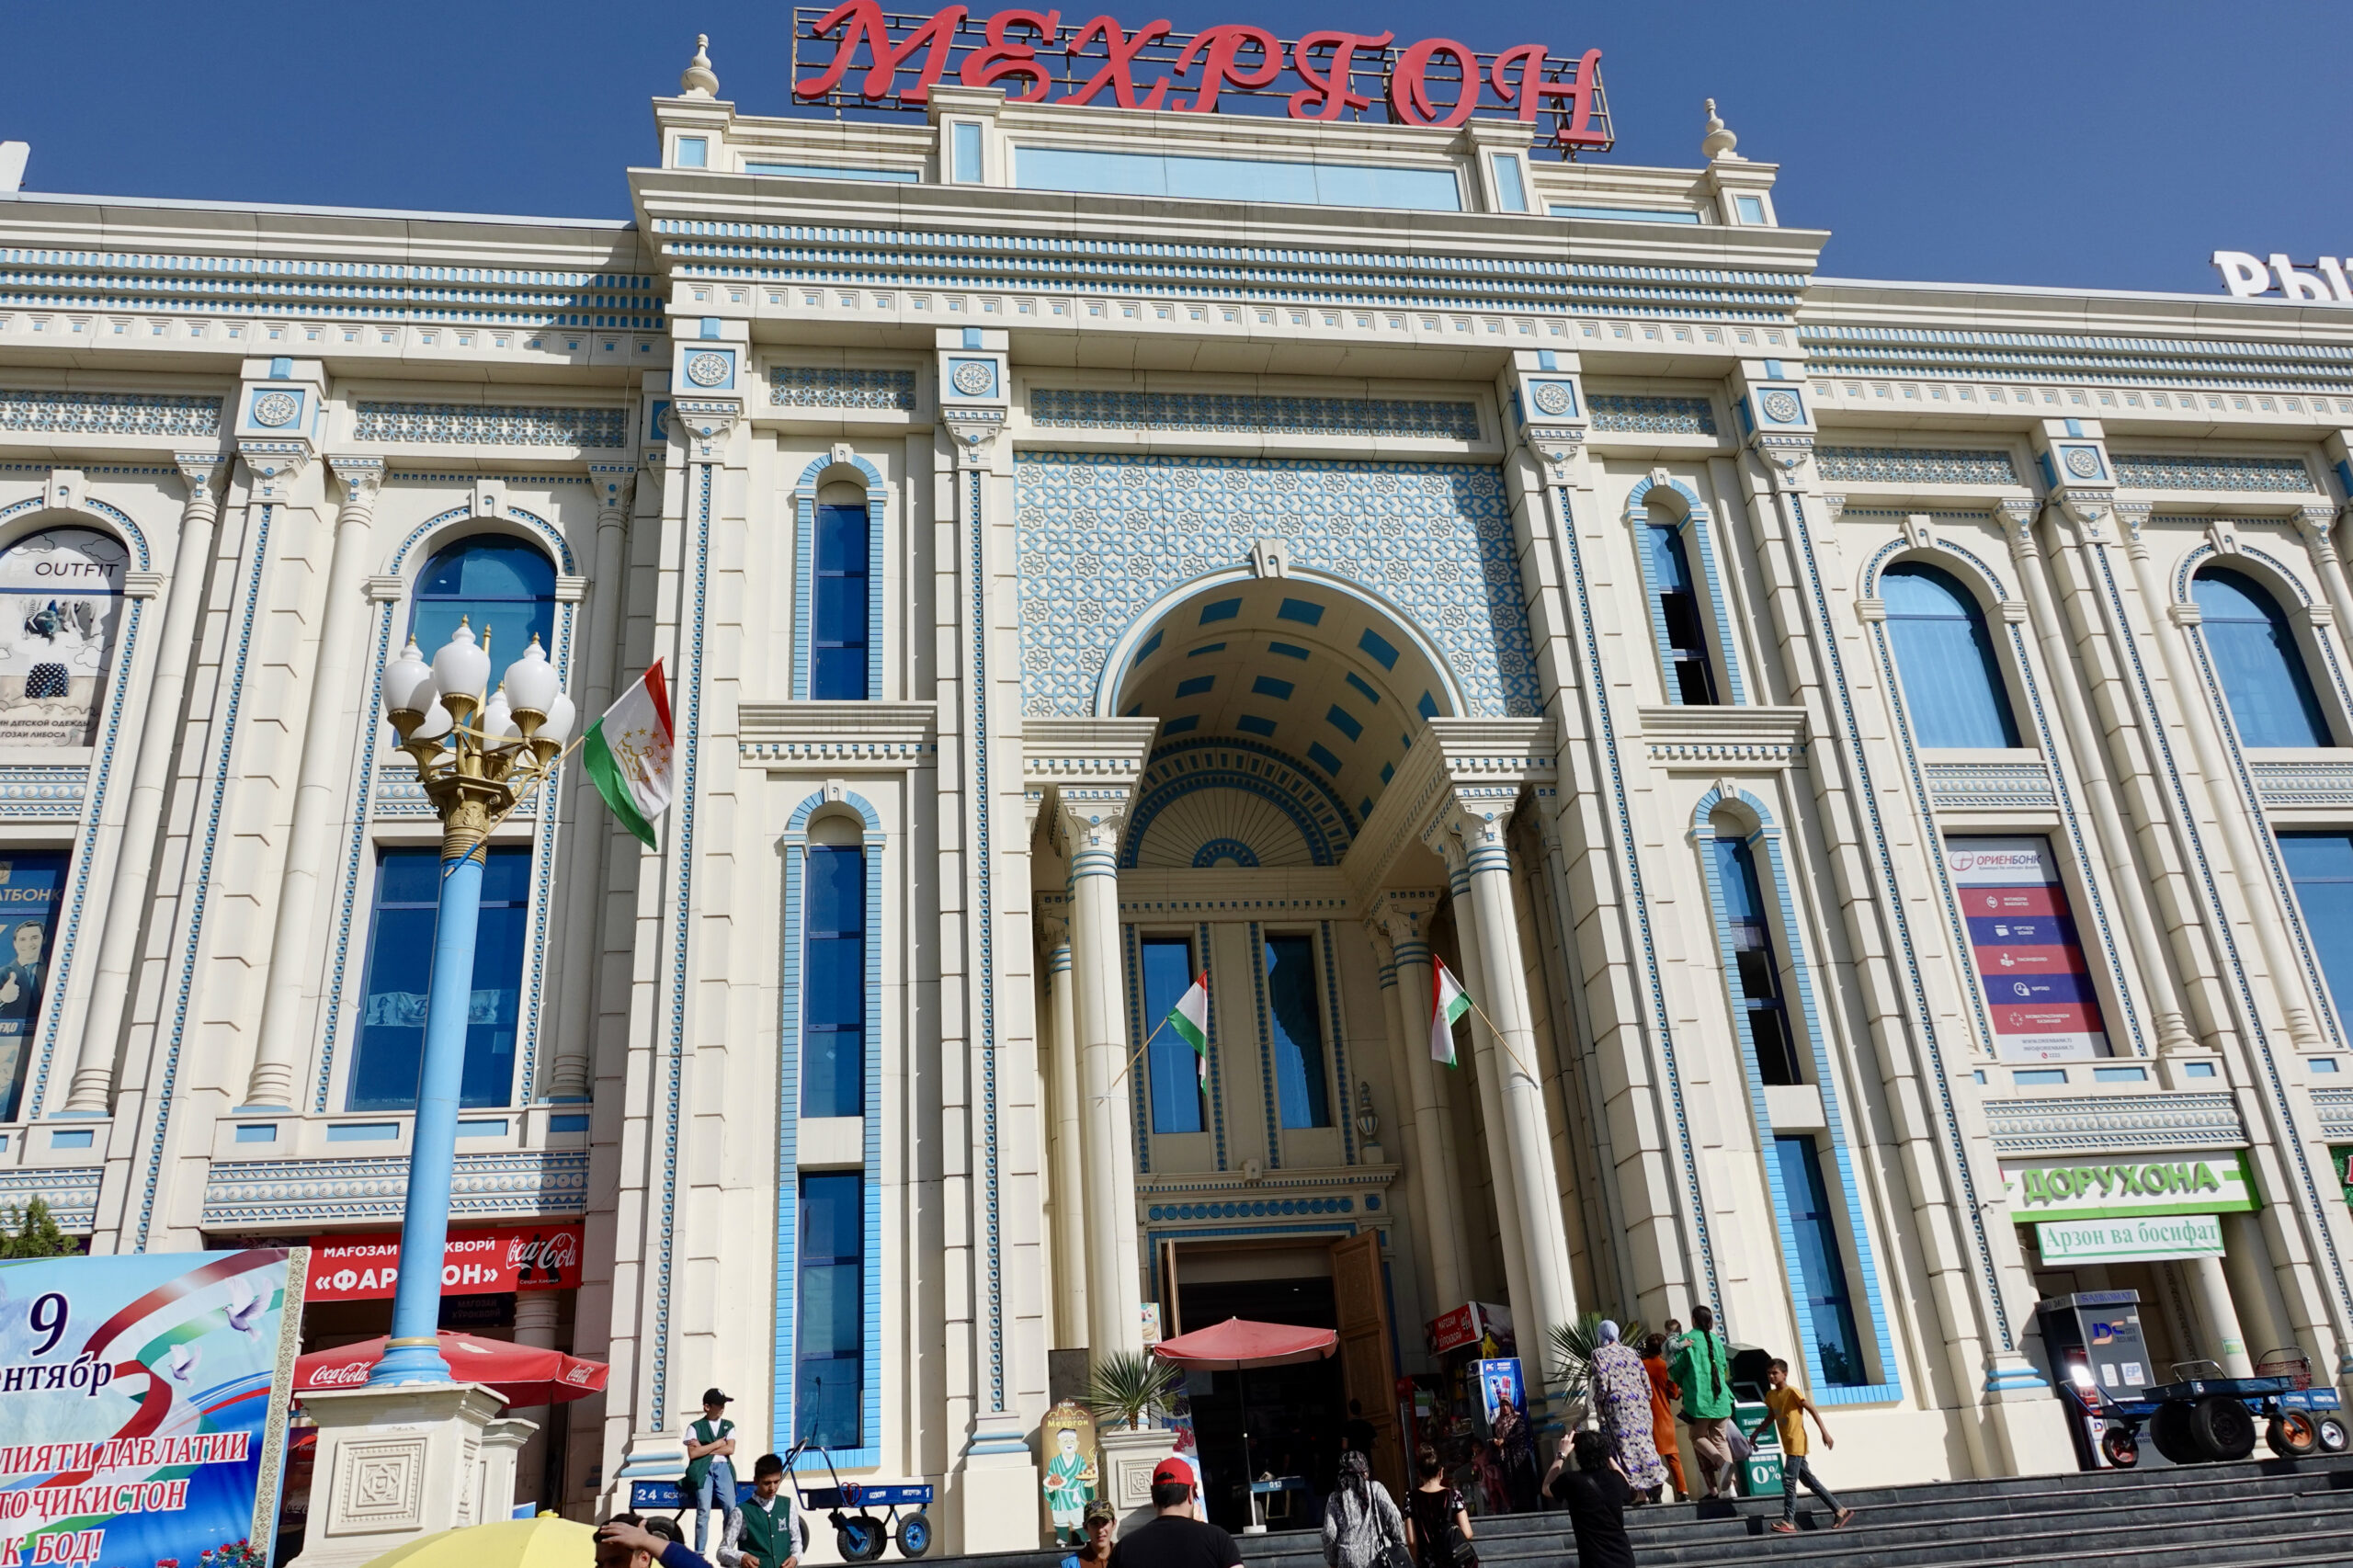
[680,34,720,98]
[1701,97,1743,162]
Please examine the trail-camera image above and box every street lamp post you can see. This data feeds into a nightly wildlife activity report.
[373,619,574,1385]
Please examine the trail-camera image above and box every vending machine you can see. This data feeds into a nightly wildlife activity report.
[2036,1290,2154,1469]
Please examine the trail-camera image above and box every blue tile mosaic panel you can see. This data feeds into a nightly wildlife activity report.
[2112,453,2317,491]
[1587,394,1716,435]
[1029,389,1479,439]
[770,366,917,411]
[1016,453,1538,719]
[350,402,628,447]
[1815,446,2020,484]
[0,391,222,437]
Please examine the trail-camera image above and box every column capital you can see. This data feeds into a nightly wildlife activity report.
[944,408,1007,468]
[236,439,310,502]
[1038,913,1071,955]
[666,398,742,459]
[325,453,386,513]
[1752,434,1813,494]
[174,452,227,510]
[1368,888,1439,951]
[2293,503,2342,554]
[1816,492,1847,526]
[587,462,638,518]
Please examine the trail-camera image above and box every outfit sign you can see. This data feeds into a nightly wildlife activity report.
[0,528,127,751]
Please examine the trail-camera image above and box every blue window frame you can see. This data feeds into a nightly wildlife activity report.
[812,503,870,700]
[349,846,529,1111]
[802,846,866,1118]
[2195,567,2332,747]
[797,1171,864,1449]
[1774,1136,1868,1386]
[1881,562,2021,748]
[2280,834,2353,1019]
[411,537,556,667]
[1643,523,1718,705]
[1711,834,1802,1086]
[0,849,67,1121]
[1142,937,1204,1134]
[1264,933,1331,1129]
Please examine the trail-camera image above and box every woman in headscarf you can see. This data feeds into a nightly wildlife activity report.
[1588,1321,1668,1501]
[1322,1449,1408,1568]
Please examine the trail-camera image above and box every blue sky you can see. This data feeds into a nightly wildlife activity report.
[4,0,2346,295]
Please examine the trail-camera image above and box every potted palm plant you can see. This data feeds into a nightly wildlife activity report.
[1548,1311,1647,1427]
[1084,1350,1185,1520]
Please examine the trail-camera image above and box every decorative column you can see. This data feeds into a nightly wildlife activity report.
[1433,792,1579,1381]
[1041,915,1088,1348]
[245,454,385,1108]
[548,465,637,1101]
[508,1291,563,1511]
[66,455,225,1113]
[2184,1254,2256,1378]
[1995,497,2198,1055]
[1369,891,1469,1313]
[1061,791,1146,1362]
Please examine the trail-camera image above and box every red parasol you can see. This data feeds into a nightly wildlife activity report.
[294,1333,609,1406]
[1154,1317,1338,1369]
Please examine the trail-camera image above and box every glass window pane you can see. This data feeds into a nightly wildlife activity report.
[411,537,558,671]
[2197,570,2331,745]
[803,850,866,1117]
[799,1173,864,1449]
[1265,934,1331,1129]
[349,846,529,1112]
[811,647,869,702]
[801,1171,862,1261]
[1882,565,2021,748]
[1141,937,1203,1134]
[2282,832,2353,1022]
[815,506,869,572]
[813,578,870,642]
[1774,1137,1868,1386]
[807,847,866,934]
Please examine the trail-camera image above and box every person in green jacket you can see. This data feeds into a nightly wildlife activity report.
[1666,1306,1734,1499]
[685,1388,742,1555]
[721,1452,798,1568]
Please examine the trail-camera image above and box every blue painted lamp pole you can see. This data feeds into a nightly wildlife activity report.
[373,619,574,1385]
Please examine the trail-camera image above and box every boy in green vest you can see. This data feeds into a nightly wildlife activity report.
[722,1452,797,1568]
[685,1388,741,1555]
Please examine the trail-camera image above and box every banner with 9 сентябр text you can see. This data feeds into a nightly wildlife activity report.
[303,1224,583,1302]
[0,1247,304,1567]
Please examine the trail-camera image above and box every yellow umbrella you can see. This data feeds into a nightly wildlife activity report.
[361,1514,597,1567]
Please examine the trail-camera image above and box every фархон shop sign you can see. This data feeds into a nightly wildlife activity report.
[788,3,1612,152]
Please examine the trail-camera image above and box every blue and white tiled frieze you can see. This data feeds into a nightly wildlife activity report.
[199,1149,591,1229]
[1922,760,2055,810]
[768,366,917,410]
[0,1167,102,1234]
[1014,453,1539,719]
[0,390,222,437]
[1981,1093,2249,1156]
[2110,452,2318,491]
[1586,394,1717,436]
[350,402,629,447]
[1029,389,1479,439]
[0,766,90,821]
[1814,446,2020,485]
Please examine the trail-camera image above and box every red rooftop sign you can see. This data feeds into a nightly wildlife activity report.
[790,5,1612,153]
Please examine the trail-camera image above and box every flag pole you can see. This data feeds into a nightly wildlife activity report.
[1100,1015,1175,1100]
[1461,994,1543,1085]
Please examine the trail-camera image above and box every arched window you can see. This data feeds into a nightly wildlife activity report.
[1710,828,1802,1086]
[1641,503,1719,705]
[411,536,557,669]
[802,815,867,1118]
[1881,562,2021,748]
[2194,566,2333,747]
[0,528,130,748]
[812,496,870,700]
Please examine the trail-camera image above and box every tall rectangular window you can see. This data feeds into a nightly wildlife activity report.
[2282,834,2353,1019]
[1774,1136,1867,1386]
[1711,835,1802,1085]
[1142,937,1205,1133]
[797,1171,864,1449]
[803,846,866,1118]
[812,503,870,700]
[350,846,529,1111]
[1643,524,1719,705]
[1264,933,1331,1129]
[951,120,983,184]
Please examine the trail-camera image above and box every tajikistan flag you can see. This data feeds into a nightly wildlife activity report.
[1431,960,1472,1066]
[1166,973,1211,1085]
[582,661,676,849]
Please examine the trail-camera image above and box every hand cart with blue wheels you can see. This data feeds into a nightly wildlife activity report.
[2077,1349,2348,1469]
[783,1433,934,1562]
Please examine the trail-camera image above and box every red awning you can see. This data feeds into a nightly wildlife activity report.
[1153,1318,1339,1369]
[294,1332,610,1406]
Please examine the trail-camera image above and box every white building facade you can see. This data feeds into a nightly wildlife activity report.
[6,31,2353,1548]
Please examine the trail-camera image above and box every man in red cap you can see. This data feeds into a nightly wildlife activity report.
[1107,1459,1244,1568]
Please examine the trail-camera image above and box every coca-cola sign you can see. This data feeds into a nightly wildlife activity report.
[305,1223,585,1302]
[790,5,1611,152]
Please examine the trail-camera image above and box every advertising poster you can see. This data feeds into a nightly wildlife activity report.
[0,1247,305,1566]
[0,851,68,1123]
[1944,835,2109,1062]
[0,529,128,750]
[301,1223,583,1302]
[1472,1358,1524,1433]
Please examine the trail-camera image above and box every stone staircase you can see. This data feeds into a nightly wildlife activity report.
[911,1455,2353,1568]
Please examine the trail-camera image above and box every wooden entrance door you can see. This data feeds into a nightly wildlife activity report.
[1331,1232,1404,1497]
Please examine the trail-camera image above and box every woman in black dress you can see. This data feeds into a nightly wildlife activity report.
[1546,1430,1636,1568]
[1403,1445,1472,1568]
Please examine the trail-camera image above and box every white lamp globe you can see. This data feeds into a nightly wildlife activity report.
[503,634,560,718]
[382,639,438,719]
[429,619,492,703]
[409,698,454,744]
[538,693,577,750]
[481,687,522,745]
